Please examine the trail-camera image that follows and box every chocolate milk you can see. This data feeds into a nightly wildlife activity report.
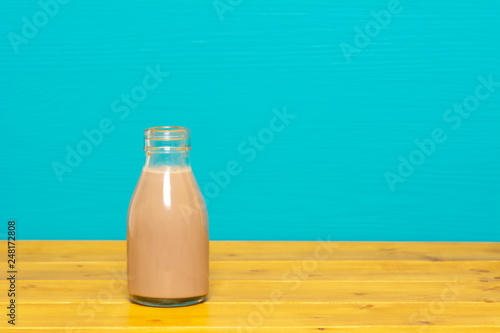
[127,166,209,304]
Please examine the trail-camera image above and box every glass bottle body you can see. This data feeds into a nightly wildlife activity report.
[127,127,208,307]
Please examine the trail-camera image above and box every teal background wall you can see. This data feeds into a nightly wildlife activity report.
[1,0,499,241]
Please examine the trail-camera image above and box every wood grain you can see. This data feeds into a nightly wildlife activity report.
[1,303,499,329]
[4,329,500,333]
[2,241,499,331]
[4,241,500,262]
[3,260,499,281]
[1,280,498,303]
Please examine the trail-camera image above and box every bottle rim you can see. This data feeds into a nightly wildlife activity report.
[144,126,190,140]
[144,126,191,151]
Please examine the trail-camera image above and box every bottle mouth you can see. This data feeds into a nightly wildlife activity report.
[144,126,191,151]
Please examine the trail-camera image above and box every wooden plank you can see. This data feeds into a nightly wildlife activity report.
[2,280,498,303]
[1,303,499,328]
[211,241,500,262]
[3,241,499,262]
[2,261,499,281]
[5,328,500,333]
[4,328,500,333]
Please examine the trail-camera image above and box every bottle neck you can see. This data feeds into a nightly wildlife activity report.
[143,126,191,169]
[145,151,191,168]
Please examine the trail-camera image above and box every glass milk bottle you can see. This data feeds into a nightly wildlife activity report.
[127,126,209,307]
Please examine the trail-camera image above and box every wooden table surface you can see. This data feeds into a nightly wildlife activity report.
[1,241,499,332]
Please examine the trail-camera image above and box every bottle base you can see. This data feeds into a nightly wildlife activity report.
[129,294,207,307]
